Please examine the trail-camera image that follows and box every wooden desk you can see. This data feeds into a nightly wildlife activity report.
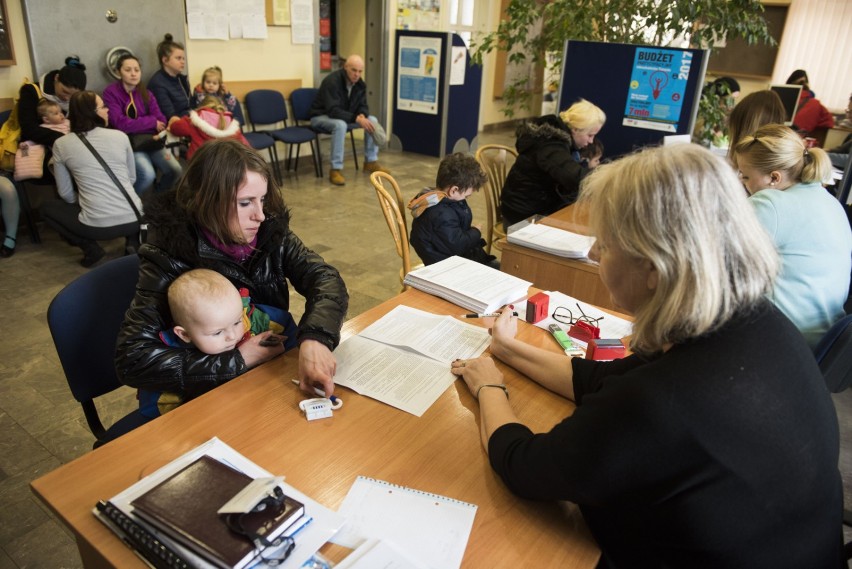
[31,289,600,568]
[499,206,615,310]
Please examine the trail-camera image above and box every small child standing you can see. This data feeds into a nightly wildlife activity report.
[168,95,249,160]
[140,269,296,417]
[15,99,70,181]
[408,152,498,268]
[579,138,604,169]
[192,66,241,118]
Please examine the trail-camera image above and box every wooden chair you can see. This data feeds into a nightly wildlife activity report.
[370,171,417,291]
[475,144,517,254]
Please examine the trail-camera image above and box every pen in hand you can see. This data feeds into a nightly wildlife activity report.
[463,312,519,318]
[291,379,339,403]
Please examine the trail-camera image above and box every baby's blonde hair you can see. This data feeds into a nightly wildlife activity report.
[197,95,228,129]
[201,66,225,96]
[168,269,239,327]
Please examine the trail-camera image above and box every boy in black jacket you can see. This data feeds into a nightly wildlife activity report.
[408,153,498,268]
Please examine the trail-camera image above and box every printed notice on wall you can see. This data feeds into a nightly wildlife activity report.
[622,47,693,132]
[397,36,441,115]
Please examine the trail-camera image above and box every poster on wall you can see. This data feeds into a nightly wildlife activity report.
[622,46,693,132]
[397,36,442,115]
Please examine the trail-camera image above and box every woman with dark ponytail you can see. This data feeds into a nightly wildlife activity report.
[147,34,191,121]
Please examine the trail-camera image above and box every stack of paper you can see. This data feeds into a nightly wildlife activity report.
[507,224,595,258]
[403,256,531,313]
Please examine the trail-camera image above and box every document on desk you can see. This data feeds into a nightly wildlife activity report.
[332,476,477,569]
[403,256,531,313]
[334,306,491,416]
[507,223,595,258]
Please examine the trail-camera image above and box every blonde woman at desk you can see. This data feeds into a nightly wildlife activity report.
[733,124,851,348]
[451,144,843,568]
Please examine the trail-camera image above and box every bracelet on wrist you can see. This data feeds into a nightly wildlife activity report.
[476,384,509,400]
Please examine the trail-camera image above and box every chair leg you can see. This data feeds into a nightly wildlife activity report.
[294,145,301,173]
[15,180,41,244]
[312,138,322,178]
[267,147,282,185]
[349,131,359,170]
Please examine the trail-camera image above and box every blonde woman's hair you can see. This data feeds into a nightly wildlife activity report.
[733,124,833,185]
[559,99,606,133]
[578,144,779,355]
[168,268,239,327]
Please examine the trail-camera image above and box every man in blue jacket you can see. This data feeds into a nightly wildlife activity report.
[310,55,388,186]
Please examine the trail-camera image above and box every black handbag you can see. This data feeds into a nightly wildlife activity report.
[76,133,147,243]
[129,133,166,153]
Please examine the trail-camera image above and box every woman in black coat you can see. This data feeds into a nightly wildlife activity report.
[115,140,348,416]
[501,99,605,227]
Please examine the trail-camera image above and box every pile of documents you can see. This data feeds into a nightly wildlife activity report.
[403,256,531,313]
[507,223,595,258]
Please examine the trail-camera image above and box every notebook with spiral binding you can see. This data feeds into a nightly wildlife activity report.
[333,476,477,569]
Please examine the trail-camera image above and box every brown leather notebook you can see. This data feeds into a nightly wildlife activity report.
[131,455,304,569]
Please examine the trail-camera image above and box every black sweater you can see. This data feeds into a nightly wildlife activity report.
[501,115,586,226]
[489,303,844,568]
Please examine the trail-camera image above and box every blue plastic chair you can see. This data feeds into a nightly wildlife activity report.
[813,314,852,394]
[47,255,152,449]
[290,87,361,171]
[234,101,281,185]
[244,90,321,177]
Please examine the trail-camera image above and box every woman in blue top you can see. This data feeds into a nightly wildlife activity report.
[733,124,851,347]
[103,54,182,195]
[147,34,191,121]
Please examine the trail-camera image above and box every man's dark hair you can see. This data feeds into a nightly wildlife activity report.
[435,153,486,191]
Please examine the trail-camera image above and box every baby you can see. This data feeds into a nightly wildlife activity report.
[192,66,240,117]
[579,138,604,169]
[15,99,70,180]
[163,268,291,354]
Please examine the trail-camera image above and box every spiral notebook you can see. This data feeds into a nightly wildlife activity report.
[332,476,477,569]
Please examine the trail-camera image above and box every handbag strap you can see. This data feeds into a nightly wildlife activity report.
[75,132,142,222]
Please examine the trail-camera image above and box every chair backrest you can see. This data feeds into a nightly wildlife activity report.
[244,89,289,128]
[47,255,140,438]
[814,314,852,393]
[370,171,412,290]
[475,144,517,252]
[290,88,318,124]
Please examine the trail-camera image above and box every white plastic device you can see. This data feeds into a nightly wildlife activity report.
[299,398,335,421]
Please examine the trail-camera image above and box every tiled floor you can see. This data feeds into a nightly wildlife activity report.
[2,127,852,567]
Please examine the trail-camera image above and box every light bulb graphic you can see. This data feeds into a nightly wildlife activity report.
[649,71,668,100]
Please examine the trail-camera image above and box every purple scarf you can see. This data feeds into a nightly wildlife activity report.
[201,227,257,263]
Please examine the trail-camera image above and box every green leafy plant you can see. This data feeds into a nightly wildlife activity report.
[472,0,775,118]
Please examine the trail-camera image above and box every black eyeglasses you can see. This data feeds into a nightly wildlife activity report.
[222,486,296,565]
[552,303,604,327]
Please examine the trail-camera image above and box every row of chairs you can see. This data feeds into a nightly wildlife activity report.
[242,87,363,183]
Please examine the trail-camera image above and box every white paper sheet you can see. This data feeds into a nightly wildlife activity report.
[335,538,429,569]
[332,477,476,569]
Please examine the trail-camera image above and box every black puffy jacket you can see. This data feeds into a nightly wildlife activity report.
[114,191,348,400]
[500,115,587,226]
[409,192,494,266]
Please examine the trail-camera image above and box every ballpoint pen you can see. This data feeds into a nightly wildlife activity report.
[463,312,519,318]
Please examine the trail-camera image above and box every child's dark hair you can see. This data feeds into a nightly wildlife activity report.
[156,33,185,67]
[579,138,604,160]
[37,98,60,118]
[436,153,486,192]
[57,56,87,90]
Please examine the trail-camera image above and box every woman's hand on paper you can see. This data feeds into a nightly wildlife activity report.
[298,339,337,397]
[489,306,518,360]
[451,356,504,398]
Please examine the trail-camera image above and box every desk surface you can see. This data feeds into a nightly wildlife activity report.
[499,206,616,310]
[31,289,600,568]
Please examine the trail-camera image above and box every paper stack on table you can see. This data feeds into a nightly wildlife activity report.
[507,223,595,258]
[403,256,530,313]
